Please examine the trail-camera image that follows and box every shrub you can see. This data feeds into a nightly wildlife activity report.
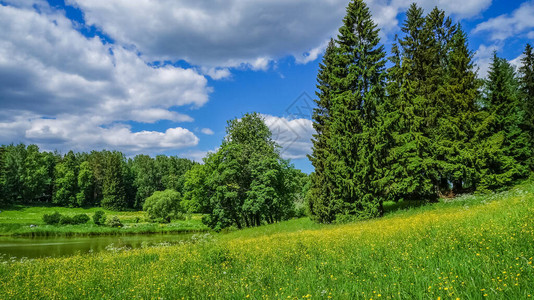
[93,210,106,225]
[42,211,62,225]
[58,215,75,225]
[106,216,123,228]
[143,189,183,223]
[72,214,90,224]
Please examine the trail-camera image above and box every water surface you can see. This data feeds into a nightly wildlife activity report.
[0,233,194,259]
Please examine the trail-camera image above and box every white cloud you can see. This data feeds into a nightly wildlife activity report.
[473,0,534,40]
[66,0,348,68]
[200,67,232,80]
[65,0,492,70]
[0,4,208,153]
[263,115,315,160]
[201,128,214,135]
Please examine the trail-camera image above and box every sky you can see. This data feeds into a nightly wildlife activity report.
[0,0,532,173]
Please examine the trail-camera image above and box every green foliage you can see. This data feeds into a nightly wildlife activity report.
[518,44,534,171]
[183,113,299,231]
[72,214,90,224]
[101,151,128,211]
[53,159,78,207]
[0,146,5,206]
[105,216,123,228]
[43,212,91,226]
[143,189,183,223]
[1,183,533,299]
[475,53,528,190]
[76,161,94,207]
[92,210,106,225]
[42,211,62,225]
[309,0,387,222]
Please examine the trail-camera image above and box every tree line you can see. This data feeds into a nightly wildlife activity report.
[308,0,534,223]
[0,113,309,231]
[0,145,196,210]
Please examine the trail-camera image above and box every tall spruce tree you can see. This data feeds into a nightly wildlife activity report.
[308,39,339,222]
[0,146,5,205]
[308,0,386,222]
[518,44,534,171]
[101,151,128,210]
[438,26,480,193]
[383,4,437,201]
[476,54,527,190]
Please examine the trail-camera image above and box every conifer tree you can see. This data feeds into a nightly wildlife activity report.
[476,54,527,190]
[0,146,5,205]
[101,151,128,210]
[53,151,78,207]
[308,39,340,222]
[309,0,386,222]
[438,26,480,193]
[518,44,534,171]
[383,4,437,201]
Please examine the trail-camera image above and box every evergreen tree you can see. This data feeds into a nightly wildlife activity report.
[101,151,128,210]
[76,161,94,207]
[476,54,527,190]
[308,39,340,223]
[308,0,387,222]
[2,144,25,203]
[53,151,78,207]
[132,155,158,209]
[0,146,5,206]
[437,26,480,193]
[383,4,437,201]
[87,151,105,206]
[518,44,534,171]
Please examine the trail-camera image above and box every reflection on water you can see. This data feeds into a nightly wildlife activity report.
[0,233,195,259]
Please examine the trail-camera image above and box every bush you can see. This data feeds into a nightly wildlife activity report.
[93,210,106,225]
[58,215,75,225]
[42,211,61,225]
[106,216,123,228]
[143,189,183,223]
[72,214,90,224]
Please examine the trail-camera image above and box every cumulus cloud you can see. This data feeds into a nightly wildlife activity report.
[0,3,208,153]
[263,115,315,160]
[64,0,492,70]
[66,0,347,68]
[473,0,534,41]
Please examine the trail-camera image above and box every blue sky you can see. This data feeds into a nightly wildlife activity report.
[0,0,532,173]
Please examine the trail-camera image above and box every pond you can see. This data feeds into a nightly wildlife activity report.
[0,233,196,260]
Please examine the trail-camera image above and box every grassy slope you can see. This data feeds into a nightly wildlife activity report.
[0,206,208,236]
[1,182,533,299]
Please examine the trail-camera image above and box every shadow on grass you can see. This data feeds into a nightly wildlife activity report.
[0,204,26,211]
[383,199,429,214]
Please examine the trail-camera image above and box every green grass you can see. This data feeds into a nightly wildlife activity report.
[0,206,208,237]
[1,181,533,299]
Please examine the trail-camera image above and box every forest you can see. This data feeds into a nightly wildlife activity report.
[308,2,534,223]
[0,113,309,231]
[1,1,534,299]
[1,2,533,232]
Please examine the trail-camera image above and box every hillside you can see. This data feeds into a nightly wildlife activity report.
[1,182,533,299]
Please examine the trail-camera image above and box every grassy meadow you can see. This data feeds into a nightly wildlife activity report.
[0,206,207,237]
[1,182,533,299]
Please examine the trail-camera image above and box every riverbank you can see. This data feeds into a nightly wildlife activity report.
[1,182,533,299]
[0,206,209,237]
